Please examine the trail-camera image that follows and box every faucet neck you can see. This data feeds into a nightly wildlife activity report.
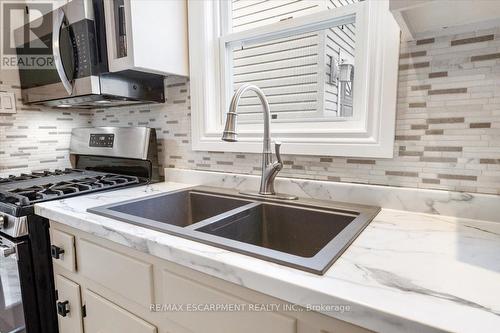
[223,83,280,195]
[229,84,273,156]
[256,92,272,156]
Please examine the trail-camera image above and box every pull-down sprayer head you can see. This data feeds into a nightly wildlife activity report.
[221,111,237,142]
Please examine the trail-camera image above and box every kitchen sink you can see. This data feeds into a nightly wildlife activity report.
[88,186,380,274]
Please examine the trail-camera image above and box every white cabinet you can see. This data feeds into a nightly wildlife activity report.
[50,222,372,333]
[162,270,296,333]
[103,0,189,76]
[51,229,77,272]
[55,274,157,333]
[390,0,500,41]
[55,275,84,333]
[83,289,157,333]
[78,239,154,307]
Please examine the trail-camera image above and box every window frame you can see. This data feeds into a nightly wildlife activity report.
[188,0,400,158]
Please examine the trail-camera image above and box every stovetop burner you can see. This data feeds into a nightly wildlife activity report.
[0,169,144,217]
[0,168,78,184]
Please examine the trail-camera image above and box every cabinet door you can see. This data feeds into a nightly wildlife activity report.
[78,239,154,306]
[103,0,189,76]
[55,275,84,333]
[162,271,296,333]
[83,289,157,333]
[51,228,76,272]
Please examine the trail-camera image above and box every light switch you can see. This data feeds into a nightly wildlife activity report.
[0,92,16,113]
[1,95,11,108]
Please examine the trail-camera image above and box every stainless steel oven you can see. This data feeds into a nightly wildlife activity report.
[0,234,38,333]
[14,0,164,108]
[0,127,161,333]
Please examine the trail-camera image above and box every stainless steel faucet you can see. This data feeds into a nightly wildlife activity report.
[222,83,297,200]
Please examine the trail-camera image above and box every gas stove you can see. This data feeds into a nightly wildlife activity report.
[0,127,160,238]
[0,127,160,333]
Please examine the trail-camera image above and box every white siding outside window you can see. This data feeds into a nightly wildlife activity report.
[228,0,359,123]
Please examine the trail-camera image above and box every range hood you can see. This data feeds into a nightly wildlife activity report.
[37,71,165,109]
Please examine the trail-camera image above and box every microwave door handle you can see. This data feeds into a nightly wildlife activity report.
[52,8,73,95]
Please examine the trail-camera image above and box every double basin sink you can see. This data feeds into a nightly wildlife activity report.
[88,187,380,275]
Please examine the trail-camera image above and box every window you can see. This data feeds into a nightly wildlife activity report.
[189,0,400,157]
[226,0,358,124]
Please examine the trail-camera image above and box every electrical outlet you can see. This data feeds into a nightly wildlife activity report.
[0,92,17,114]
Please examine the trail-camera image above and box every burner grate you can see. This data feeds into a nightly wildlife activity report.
[0,173,141,207]
[0,168,83,184]
[0,190,30,206]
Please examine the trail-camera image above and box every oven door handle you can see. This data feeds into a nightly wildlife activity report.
[52,8,73,95]
[0,244,16,258]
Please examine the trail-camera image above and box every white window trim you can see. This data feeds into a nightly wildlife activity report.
[188,0,400,158]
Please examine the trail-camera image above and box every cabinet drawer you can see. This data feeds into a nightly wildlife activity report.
[162,271,296,333]
[84,289,157,333]
[78,239,154,306]
[51,228,76,272]
[55,275,84,333]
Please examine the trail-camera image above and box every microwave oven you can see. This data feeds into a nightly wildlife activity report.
[14,0,165,108]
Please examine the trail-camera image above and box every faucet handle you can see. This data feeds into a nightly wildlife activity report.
[274,141,282,165]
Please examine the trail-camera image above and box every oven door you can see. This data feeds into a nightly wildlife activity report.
[14,0,101,105]
[0,235,39,333]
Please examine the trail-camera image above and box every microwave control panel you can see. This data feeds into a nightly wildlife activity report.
[70,20,97,78]
[89,134,114,148]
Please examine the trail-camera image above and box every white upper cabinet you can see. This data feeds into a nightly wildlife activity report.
[390,0,500,41]
[103,0,189,76]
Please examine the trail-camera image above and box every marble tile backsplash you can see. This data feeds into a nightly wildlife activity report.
[1,26,499,194]
[0,81,92,173]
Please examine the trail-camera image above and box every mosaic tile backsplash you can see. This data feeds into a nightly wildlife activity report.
[0,80,92,173]
[2,26,500,194]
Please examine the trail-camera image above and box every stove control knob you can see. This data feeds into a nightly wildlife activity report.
[0,245,16,258]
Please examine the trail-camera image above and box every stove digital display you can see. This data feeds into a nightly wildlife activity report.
[89,134,114,148]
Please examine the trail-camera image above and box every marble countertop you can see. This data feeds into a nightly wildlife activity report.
[35,181,500,333]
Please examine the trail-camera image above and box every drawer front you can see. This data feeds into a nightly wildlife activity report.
[84,289,157,333]
[51,228,76,272]
[78,239,154,306]
[162,271,297,333]
[55,275,84,333]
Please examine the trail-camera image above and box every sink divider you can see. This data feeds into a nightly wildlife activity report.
[185,201,262,230]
